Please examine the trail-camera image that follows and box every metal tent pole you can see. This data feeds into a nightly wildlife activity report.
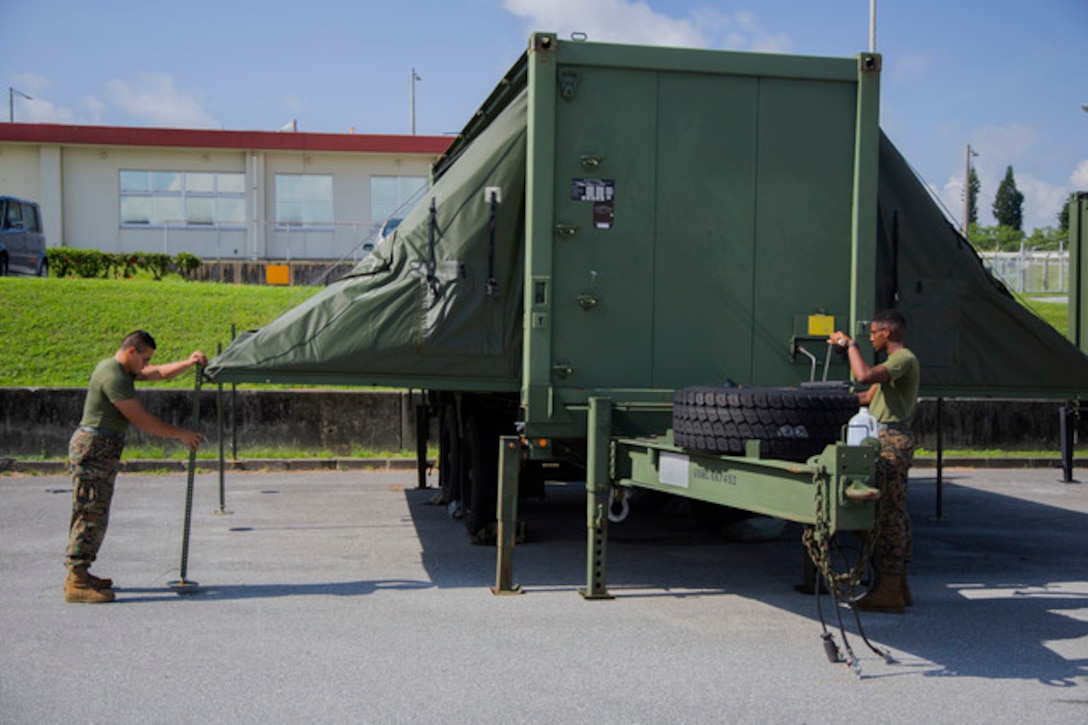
[169,365,204,594]
[935,397,944,521]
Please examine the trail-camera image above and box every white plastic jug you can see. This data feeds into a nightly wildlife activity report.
[846,406,879,445]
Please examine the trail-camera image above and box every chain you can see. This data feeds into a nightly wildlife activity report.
[802,469,879,600]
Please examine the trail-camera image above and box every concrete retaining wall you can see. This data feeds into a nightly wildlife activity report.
[0,388,427,457]
[0,388,1081,458]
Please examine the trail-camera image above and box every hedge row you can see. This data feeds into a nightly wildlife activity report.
[45,249,202,280]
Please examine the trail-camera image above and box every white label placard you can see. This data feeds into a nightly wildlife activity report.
[659,451,690,489]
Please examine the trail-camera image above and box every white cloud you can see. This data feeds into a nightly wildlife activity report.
[502,0,705,47]
[7,72,75,123]
[83,96,106,125]
[501,0,789,52]
[15,96,76,124]
[935,176,970,230]
[722,9,790,53]
[5,70,215,127]
[10,71,50,94]
[973,123,1036,163]
[106,73,218,128]
[888,53,931,84]
[1016,173,1067,231]
[1071,159,1088,189]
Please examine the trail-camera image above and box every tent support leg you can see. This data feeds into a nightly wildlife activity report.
[580,397,614,600]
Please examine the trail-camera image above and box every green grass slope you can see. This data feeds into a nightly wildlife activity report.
[0,276,318,387]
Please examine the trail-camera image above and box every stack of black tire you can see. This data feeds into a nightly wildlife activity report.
[673,385,859,462]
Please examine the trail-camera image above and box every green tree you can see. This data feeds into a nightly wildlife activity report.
[1026,226,1064,251]
[996,224,1025,251]
[967,165,980,226]
[1058,192,1076,233]
[970,224,1025,252]
[992,165,1024,231]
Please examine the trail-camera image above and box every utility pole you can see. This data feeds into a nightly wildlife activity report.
[963,143,978,241]
[9,87,32,122]
[869,0,877,52]
[410,69,421,135]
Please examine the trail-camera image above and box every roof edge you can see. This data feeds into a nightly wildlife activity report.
[0,122,453,155]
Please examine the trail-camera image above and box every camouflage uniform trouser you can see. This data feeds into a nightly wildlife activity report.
[874,427,915,576]
[65,428,125,571]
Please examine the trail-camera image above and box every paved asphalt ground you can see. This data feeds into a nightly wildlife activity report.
[2,466,1087,724]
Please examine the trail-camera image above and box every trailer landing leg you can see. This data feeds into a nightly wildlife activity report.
[580,397,614,600]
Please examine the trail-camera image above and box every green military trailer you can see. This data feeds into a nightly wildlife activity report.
[207,34,1088,595]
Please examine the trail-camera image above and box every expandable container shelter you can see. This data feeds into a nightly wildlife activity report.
[208,34,1088,536]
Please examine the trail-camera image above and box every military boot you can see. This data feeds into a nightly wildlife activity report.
[854,573,905,614]
[64,568,115,603]
[86,571,114,590]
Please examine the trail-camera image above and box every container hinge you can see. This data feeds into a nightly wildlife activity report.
[558,69,580,100]
[577,293,599,310]
[555,223,578,239]
[580,153,605,169]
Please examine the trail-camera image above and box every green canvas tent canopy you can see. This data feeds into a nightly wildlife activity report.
[206,50,1088,401]
[877,134,1088,398]
[207,90,529,391]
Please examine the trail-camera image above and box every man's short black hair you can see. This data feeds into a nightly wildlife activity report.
[873,309,906,337]
[121,330,157,351]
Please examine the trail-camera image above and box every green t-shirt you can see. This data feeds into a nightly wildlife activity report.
[80,358,137,433]
[868,347,920,425]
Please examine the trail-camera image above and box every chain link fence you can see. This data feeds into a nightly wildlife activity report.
[979,249,1069,295]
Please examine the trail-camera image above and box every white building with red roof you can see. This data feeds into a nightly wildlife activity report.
[0,123,451,263]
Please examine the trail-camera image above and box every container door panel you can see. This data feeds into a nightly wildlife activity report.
[653,73,760,388]
[549,67,659,390]
[752,78,858,384]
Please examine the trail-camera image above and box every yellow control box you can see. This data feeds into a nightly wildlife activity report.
[807,314,835,336]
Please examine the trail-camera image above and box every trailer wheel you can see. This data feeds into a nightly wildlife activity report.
[460,413,498,537]
[672,385,858,462]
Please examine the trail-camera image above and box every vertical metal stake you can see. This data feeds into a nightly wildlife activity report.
[935,397,944,521]
[1060,404,1078,483]
[230,324,238,461]
[214,342,231,514]
[230,381,237,461]
[169,365,204,593]
[492,436,522,594]
[415,394,429,489]
[580,397,614,600]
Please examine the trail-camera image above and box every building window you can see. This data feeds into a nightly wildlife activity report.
[370,176,427,225]
[119,170,246,227]
[275,174,333,228]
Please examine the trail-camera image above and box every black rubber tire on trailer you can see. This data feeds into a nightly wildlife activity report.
[460,413,499,537]
[672,385,859,462]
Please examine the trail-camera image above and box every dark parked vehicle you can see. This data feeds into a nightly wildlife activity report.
[0,196,48,276]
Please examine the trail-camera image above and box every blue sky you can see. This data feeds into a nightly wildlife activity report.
[3,0,1086,232]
